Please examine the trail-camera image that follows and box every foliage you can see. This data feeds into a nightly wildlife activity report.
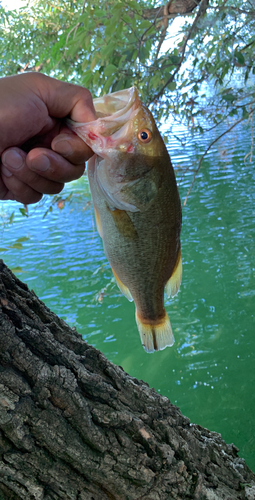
[0,0,255,150]
[0,235,29,252]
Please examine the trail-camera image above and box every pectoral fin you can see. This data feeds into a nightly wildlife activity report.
[107,207,138,239]
[136,310,174,353]
[94,207,103,238]
[111,267,133,302]
[166,249,182,298]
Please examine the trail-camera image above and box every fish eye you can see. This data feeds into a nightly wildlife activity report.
[137,129,152,144]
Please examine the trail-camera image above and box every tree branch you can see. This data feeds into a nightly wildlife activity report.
[143,0,205,19]
[183,108,255,206]
[0,260,255,499]
[154,2,173,60]
[152,0,210,102]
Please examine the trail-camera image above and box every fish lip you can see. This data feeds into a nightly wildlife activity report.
[67,87,140,154]
[93,86,139,122]
[91,86,140,135]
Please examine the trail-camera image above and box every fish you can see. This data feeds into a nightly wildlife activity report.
[67,87,182,353]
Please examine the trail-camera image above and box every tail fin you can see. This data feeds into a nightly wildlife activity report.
[135,310,174,353]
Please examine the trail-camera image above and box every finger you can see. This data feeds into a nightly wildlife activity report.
[0,74,96,155]
[0,175,14,201]
[27,147,86,182]
[1,146,85,187]
[1,167,43,205]
[51,128,94,164]
[1,148,65,198]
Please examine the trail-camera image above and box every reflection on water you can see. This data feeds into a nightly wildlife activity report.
[0,121,254,471]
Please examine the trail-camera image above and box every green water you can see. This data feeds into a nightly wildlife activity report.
[0,122,254,471]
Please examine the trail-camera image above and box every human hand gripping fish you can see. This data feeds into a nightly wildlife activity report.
[67,87,182,353]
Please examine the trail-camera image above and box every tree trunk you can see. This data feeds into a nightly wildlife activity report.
[0,260,254,500]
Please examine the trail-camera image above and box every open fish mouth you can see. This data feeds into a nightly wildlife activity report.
[93,87,139,119]
[67,87,140,154]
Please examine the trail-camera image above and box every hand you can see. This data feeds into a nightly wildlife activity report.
[0,72,96,204]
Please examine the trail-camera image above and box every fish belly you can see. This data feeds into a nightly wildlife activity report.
[87,158,182,353]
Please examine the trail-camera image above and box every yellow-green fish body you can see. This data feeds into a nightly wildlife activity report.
[68,87,182,353]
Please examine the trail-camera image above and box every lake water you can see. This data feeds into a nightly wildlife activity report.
[0,119,254,472]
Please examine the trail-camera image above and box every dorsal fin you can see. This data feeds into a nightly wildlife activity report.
[166,249,182,298]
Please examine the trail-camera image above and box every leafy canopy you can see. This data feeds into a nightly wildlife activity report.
[0,0,255,138]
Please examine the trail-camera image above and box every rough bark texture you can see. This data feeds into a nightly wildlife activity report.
[143,0,204,18]
[0,259,254,500]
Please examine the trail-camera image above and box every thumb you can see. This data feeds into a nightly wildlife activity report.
[38,75,96,122]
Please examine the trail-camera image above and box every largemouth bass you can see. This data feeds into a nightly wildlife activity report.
[67,87,182,353]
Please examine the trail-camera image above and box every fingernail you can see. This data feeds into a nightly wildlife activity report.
[1,165,13,177]
[30,154,50,172]
[2,150,24,169]
[53,135,73,157]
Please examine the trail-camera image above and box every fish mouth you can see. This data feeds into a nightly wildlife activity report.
[93,87,139,120]
[67,87,140,155]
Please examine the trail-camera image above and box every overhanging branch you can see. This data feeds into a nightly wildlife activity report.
[152,0,210,102]
[183,107,255,206]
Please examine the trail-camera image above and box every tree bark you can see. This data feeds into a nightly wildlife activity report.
[0,259,254,500]
[143,0,205,19]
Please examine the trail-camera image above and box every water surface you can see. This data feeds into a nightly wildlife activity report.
[1,121,254,471]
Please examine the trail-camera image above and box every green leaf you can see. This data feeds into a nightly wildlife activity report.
[81,72,93,86]
[222,93,235,102]
[102,74,115,93]
[90,56,99,71]
[112,2,122,12]
[139,20,151,31]
[122,14,131,24]
[105,21,115,37]
[16,236,29,243]
[10,243,23,250]
[11,266,23,273]
[169,55,180,65]
[43,205,53,219]
[101,43,115,58]
[139,46,149,62]
[19,208,28,217]
[9,211,15,223]
[235,51,245,65]
[168,81,176,91]
[242,107,249,119]
[150,74,162,89]
[104,64,117,76]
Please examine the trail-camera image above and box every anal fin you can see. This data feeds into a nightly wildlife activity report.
[136,310,174,353]
[166,249,182,298]
[111,267,133,302]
